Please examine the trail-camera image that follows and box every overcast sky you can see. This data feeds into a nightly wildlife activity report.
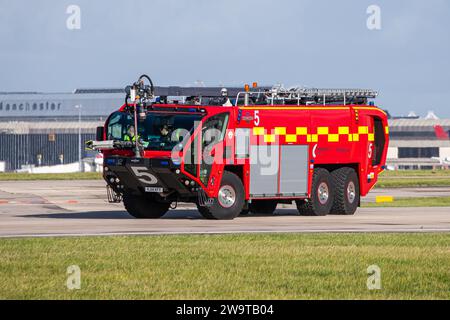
[0,0,449,117]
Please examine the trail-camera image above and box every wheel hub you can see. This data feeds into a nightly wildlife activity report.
[217,185,236,208]
[347,181,356,204]
[318,182,329,205]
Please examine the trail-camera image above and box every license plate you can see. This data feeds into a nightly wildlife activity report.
[144,187,163,193]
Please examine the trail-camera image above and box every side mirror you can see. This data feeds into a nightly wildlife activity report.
[96,126,104,141]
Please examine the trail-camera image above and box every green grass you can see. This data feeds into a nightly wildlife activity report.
[380,170,450,177]
[377,170,450,188]
[376,177,450,188]
[0,172,102,181]
[1,233,449,300]
[363,196,450,208]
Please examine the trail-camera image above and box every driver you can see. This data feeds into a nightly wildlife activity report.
[159,124,172,144]
[124,125,149,148]
[124,125,137,142]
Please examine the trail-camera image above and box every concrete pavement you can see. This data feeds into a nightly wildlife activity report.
[0,180,449,238]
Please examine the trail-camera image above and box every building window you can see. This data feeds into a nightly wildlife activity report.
[33,103,37,110]
[12,104,17,110]
[398,147,440,158]
[40,103,44,110]
[0,102,2,111]
[6,104,10,111]
[19,103,24,111]
[51,103,56,110]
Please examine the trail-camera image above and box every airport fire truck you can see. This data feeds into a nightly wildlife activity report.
[91,75,389,220]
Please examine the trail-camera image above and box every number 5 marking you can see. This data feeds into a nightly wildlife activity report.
[131,166,158,185]
[254,110,260,126]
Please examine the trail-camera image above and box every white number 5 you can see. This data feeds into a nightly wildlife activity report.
[131,166,158,185]
[254,110,260,126]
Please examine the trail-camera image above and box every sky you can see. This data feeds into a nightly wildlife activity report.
[0,0,449,117]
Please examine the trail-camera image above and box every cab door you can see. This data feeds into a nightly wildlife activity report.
[181,112,230,196]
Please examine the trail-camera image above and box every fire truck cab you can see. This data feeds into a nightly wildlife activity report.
[93,75,389,220]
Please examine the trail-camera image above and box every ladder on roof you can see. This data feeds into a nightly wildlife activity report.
[236,85,378,106]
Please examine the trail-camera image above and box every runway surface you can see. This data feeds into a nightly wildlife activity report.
[0,180,449,238]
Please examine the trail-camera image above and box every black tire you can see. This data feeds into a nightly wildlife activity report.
[249,200,278,215]
[205,171,245,220]
[330,167,360,215]
[240,208,250,216]
[123,194,169,219]
[196,204,215,219]
[296,168,333,216]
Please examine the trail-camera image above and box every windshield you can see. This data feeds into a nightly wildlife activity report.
[106,111,203,151]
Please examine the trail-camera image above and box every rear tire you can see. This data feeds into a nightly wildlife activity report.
[296,168,333,216]
[330,167,359,215]
[204,171,245,220]
[123,194,169,219]
[249,200,278,215]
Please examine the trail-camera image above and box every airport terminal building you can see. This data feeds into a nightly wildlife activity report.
[0,90,121,171]
[0,90,449,171]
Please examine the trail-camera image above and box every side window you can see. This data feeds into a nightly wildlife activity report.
[107,114,123,140]
[107,112,132,140]
[201,113,229,150]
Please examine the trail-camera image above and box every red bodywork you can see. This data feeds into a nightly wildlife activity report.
[102,103,389,201]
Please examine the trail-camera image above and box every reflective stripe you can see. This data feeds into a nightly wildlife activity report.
[251,126,376,143]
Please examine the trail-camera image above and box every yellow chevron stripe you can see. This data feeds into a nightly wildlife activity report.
[251,126,376,143]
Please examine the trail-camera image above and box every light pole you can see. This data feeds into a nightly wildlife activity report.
[75,104,82,172]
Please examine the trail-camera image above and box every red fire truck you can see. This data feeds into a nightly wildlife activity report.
[91,75,389,220]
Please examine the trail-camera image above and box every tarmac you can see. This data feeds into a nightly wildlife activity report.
[0,180,449,238]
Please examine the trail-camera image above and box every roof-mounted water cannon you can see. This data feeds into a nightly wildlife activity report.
[124,74,155,157]
[125,74,154,119]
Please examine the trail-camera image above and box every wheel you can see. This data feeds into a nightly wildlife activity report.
[205,171,245,220]
[123,193,169,219]
[330,167,359,215]
[196,204,215,219]
[240,208,250,216]
[249,200,278,215]
[296,168,333,216]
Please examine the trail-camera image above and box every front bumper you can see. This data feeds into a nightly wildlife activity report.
[103,157,197,200]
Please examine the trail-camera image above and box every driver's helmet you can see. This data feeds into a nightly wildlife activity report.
[221,88,228,97]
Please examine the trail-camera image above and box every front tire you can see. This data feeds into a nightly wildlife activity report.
[196,204,215,219]
[200,171,244,220]
[296,168,333,216]
[330,167,359,215]
[123,194,170,219]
